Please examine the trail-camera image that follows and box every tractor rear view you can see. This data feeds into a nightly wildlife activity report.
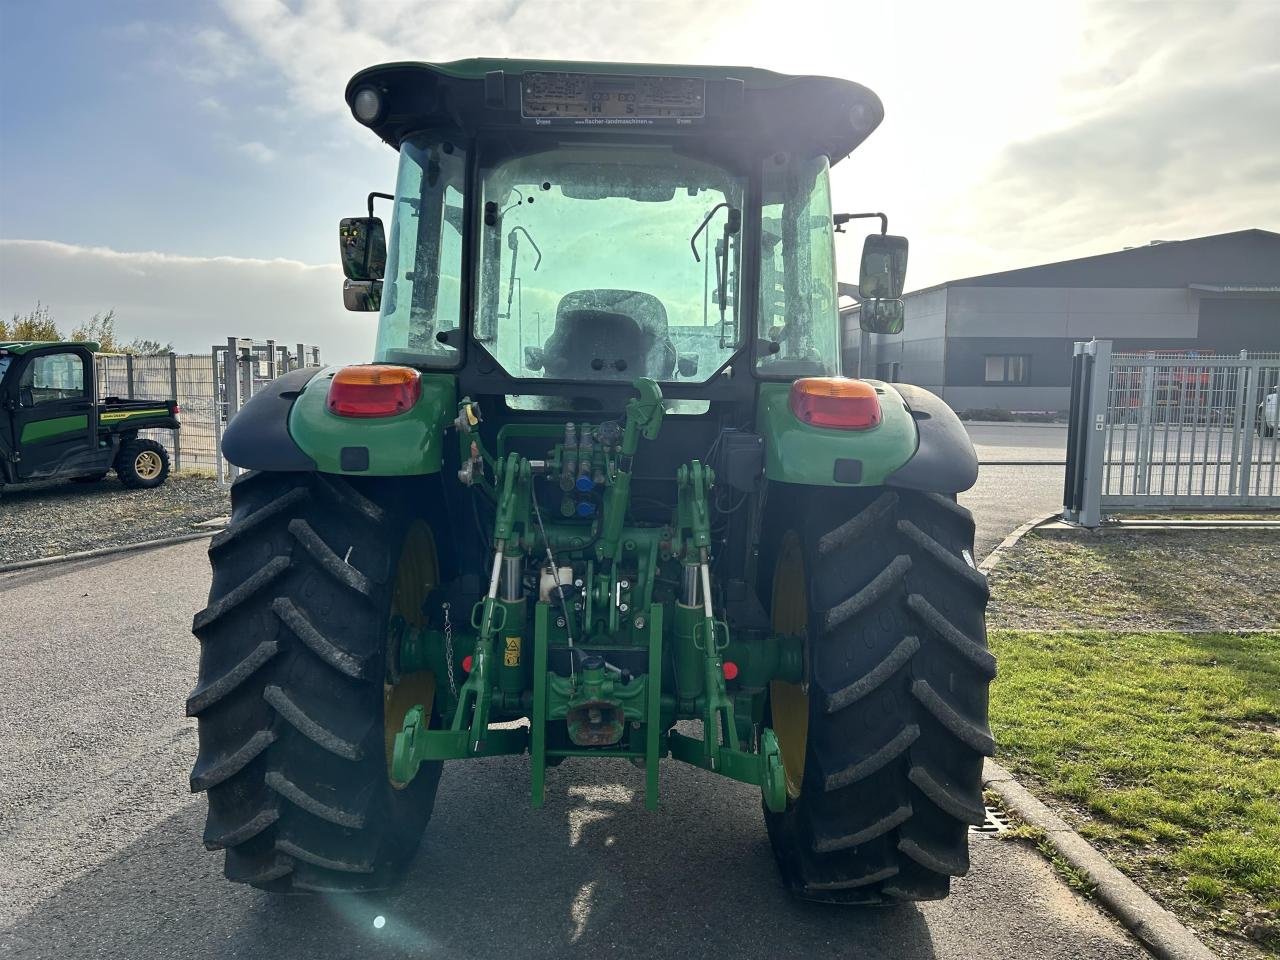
[188,59,993,902]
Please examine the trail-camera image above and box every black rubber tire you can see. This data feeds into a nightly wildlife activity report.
[115,438,170,489]
[71,472,109,483]
[761,485,995,904]
[187,470,442,892]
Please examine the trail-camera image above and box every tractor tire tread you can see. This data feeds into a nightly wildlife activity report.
[263,684,365,760]
[824,635,920,714]
[203,806,280,851]
[189,729,276,792]
[271,596,368,680]
[764,486,993,904]
[185,640,280,716]
[192,556,290,632]
[188,471,440,893]
[286,518,375,597]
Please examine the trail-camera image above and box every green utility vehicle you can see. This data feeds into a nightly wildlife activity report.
[190,59,993,903]
[0,341,178,492]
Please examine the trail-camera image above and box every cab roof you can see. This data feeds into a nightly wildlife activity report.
[345,58,884,165]
[0,340,100,355]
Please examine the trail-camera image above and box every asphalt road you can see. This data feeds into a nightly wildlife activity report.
[963,422,1067,558]
[1,424,1146,960]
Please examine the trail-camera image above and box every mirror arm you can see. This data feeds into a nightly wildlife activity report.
[367,191,394,218]
[833,211,888,235]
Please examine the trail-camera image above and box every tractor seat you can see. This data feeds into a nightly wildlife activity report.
[540,289,676,380]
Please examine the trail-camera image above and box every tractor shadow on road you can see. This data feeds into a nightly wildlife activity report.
[5,755,939,960]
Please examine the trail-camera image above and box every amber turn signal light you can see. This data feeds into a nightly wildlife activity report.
[788,377,881,430]
[327,365,422,418]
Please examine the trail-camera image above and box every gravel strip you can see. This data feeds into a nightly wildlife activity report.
[0,473,229,565]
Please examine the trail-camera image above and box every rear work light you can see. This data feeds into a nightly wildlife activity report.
[789,377,882,430]
[327,365,421,418]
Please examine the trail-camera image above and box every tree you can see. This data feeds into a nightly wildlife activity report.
[70,310,120,351]
[1,302,62,341]
[124,337,175,356]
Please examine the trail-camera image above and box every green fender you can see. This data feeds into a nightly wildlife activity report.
[287,367,457,475]
[755,380,918,486]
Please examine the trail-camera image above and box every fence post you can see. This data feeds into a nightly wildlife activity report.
[168,351,181,473]
[1238,352,1258,497]
[124,353,135,399]
[1078,339,1112,528]
[1062,341,1088,522]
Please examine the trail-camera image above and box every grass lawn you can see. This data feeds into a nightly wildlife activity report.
[988,529,1280,631]
[990,627,1280,955]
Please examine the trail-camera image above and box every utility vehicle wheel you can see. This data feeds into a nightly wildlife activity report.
[187,471,443,892]
[761,486,995,904]
[72,472,109,483]
[116,438,170,489]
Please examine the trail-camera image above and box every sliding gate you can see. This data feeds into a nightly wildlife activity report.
[1063,340,1280,526]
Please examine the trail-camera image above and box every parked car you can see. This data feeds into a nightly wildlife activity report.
[1260,390,1278,437]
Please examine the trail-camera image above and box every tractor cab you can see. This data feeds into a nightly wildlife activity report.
[337,60,907,409]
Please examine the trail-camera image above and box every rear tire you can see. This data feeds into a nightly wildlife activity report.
[761,486,995,904]
[116,438,170,489]
[187,470,442,892]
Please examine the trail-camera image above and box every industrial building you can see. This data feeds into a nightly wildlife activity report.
[844,228,1280,413]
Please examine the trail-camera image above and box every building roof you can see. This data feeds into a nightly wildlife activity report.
[908,228,1280,295]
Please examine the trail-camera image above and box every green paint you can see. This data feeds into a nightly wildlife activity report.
[287,367,456,475]
[756,379,919,486]
[21,414,87,443]
[98,408,169,423]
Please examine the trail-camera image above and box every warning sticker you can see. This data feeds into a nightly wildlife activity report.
[503,636,521,667]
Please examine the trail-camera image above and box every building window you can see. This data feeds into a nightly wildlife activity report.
[984,354,1030,384]
[876,361,901,381]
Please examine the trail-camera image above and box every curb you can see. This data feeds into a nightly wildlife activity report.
[984,761,1216,960]
[978,509,1061,573]
[0,530,217,573]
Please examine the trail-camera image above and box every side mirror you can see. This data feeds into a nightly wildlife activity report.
[343,279,382,312]
[339,217,387,281]
[860,299,905,335]
[859,234,908,300]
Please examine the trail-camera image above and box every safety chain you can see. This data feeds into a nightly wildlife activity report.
[442,601,458,700]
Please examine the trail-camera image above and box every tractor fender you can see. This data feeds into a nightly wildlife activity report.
[756,381,918,487]
[883,382,978,494]
[221,366,322,472]
[285,368,457,476]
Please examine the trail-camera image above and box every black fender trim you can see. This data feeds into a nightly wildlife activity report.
[221,367,321,471]
[884,383,978,494]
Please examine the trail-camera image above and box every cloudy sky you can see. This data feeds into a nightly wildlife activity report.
[1,0,1277,362]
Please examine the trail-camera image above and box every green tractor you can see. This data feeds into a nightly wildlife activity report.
[189,59,993,902]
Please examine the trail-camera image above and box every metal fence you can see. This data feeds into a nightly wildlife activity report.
[94,339,321,481]
[212,339,322,484]
[1063,340,1280,526]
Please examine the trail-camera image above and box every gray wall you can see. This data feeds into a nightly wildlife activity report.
[847,231,1279,412]
[945,285,1198,340]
